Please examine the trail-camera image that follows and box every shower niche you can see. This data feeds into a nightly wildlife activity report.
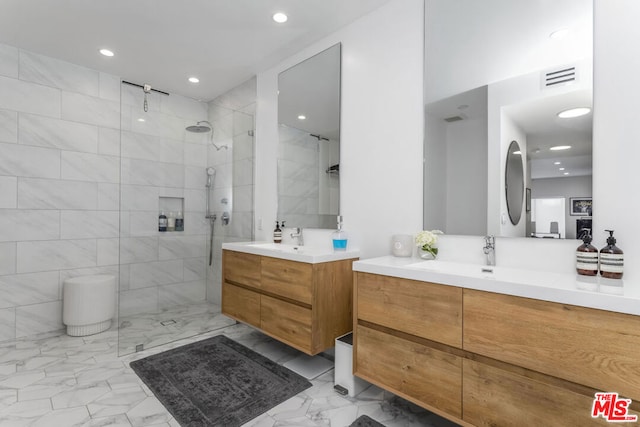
[158,196,184,232]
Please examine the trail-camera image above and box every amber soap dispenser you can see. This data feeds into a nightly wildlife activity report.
[600,230,623,279]
[576,233,598,276]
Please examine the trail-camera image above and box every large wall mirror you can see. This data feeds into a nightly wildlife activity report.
[423,0,593,240]
[277,43,341,229]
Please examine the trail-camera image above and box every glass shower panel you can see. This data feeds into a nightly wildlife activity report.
[204,106,255,305]
[117,82,248,356]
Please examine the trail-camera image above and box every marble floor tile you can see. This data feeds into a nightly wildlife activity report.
[0,302,457,427]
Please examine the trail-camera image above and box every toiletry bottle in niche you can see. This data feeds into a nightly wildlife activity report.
[167,211,175,232]
[274,221,282,244]
[332,215,348,251]
[175,211,184,232]
[158,211,167,232]
[576,233,598,276]
[600,229,623,279]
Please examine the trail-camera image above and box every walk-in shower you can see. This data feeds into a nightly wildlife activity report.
[205,167,217,266]
[186,120,228,151]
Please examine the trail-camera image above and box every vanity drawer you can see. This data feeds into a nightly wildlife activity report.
[222,283,260,327]
[261,257,312,304]
[223,250,261,289]
[355,325,462,418]
[463,359,624,427]
[356,272,462,348]
[261,294,312,353]
[464,289,640,401]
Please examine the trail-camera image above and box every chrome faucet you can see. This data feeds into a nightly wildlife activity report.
[483,235,496,266]
[290,227,304,246]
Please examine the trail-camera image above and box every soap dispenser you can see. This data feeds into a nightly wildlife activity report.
[332,215,348,251]
[576,233,598,276]
[600,230,623,279]
[273,221,282,244]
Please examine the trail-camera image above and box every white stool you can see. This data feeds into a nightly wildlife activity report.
[63,274,116,336]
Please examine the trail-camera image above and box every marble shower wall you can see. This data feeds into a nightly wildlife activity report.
[206,78,256,305]
[117,82,212,319]
[0,43,122,340]
[278,126,338,229]
[0,41,248,342]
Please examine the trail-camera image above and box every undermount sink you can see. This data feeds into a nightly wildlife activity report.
[405,260,563,287]
[248,243,304,252]
[222,241,360,264]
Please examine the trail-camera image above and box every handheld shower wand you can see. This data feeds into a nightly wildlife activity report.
[205,167,217,266]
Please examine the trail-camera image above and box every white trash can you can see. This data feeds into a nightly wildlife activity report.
[63,274,116,336]
[334,332,369,397]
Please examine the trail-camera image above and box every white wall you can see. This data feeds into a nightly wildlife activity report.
[593,0,640,282]
[255,0,424,257]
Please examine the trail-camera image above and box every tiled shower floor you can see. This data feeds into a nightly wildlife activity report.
[0,309,459,427]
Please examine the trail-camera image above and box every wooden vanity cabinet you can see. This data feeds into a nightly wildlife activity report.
[354,272,640,427]
[464,289,640,402]
[354,272,464,420]
[222,250,357,355]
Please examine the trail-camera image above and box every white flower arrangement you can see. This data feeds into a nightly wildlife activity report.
[415,229,443,257]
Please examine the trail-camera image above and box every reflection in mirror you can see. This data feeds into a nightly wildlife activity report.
[277,44,341,229]
[505,141,524,225]
[423,0,593,239]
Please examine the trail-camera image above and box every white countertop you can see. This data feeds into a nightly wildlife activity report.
[353,256,640,316]
[222,241,360,264]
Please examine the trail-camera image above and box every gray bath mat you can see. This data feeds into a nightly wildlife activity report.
[349,415,386,427]
[130,334,312,427]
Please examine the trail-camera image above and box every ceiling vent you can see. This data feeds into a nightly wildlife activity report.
[542,66,577,89]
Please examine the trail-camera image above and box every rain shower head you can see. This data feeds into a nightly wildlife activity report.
[186,120,228,151]
[186,120,212,133]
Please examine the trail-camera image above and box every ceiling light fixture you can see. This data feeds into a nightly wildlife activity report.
[99,49,114,57]
[564,172,570,175]
[559,167,565,171]
[188,77,200,83]
[558,107,591,118]
[554,161,561,165]
[297,115,306,120]
[550,28,570,40]
[550,145,572,151]
[273,12,288,23]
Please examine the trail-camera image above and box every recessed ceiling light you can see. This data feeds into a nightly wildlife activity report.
[297,115,306,120]
[550,28,570,40]
[558,107,591,118]
[137,118,145,122]
[559,167,565,171]
[99,49,114,57]
[188,77,200,83]
[554,161,561,165]
[550,145,572,151]
[273,12,288,23]
[563,172,570,175]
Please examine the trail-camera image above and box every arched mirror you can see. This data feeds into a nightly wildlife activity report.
[505,140,524,225]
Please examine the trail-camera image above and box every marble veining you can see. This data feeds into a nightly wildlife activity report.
[19,113,99,153]
[18,178,98,210]
[0,109,18,143]
[33,306,456,427]
[19,51,100,97]
[0,143,61,179]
